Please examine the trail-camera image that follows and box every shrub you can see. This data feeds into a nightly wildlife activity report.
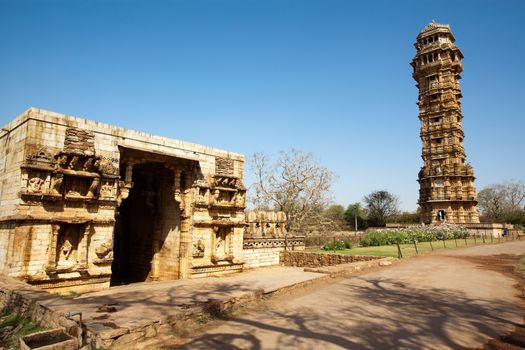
[360,225,470,247]
[323,239,352,251]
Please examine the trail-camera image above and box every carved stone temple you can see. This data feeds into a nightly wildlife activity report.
[411,22,480,225]
[0,108,252,292]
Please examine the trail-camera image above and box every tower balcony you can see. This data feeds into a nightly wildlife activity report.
[421,122,464,134]
[422,144,465,156]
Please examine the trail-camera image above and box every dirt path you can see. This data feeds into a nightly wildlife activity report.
[177,241,525,350]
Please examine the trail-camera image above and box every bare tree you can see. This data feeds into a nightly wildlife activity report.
[478,180,525,220]
[503,181,525,209]
[250,149,334,234]
[477,186,507,220]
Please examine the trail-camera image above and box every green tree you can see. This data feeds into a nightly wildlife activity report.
[322,204,347,230]
[363,190,400,227]
[344,202,368,231]
[387,211,420,224]
[324,204,345,221]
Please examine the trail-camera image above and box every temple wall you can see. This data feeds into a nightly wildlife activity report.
[0,120,28,218]
[242,211,305,269]
[243,246,284,268]
[0,108,246,291]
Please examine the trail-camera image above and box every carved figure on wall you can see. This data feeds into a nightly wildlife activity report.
[98,157,117,175]
[211,189,220,205]
[66,177,83,196]
[83,157,94,172]
[27,177,44,193]
[235,192,245,207]
[50,174,64,195]
[215,232,225,255]
[61,239,73,261]
[86,178,100,198]
[55,154,68,169]
[95,240,113,259]
[193,240,205,258]
[100,181,113,197]
[69,155,80,170]
[27,148,53,163]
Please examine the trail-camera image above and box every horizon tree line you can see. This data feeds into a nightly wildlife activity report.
[250,148,525,234]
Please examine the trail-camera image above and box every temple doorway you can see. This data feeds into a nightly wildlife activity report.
[111,162,175,285]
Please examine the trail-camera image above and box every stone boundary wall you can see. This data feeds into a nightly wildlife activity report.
[280,251,381,268]
[0,274,80,341]
[243,237,305,269]
[244,247,284,268]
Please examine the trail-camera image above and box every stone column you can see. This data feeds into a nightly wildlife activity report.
[78,223,91,269]
[173,168,182,205]
[125,162,134,182]
[46,224,60,272]
[178,171,193,279]
[117,162,135,206]
[150,176,165,281]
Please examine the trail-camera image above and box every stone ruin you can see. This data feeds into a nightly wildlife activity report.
[0,108,306,293]
[244,211,287,238]
[243,211,305,268]
[0,108,251,293]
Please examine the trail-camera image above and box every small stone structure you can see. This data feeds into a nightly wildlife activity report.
[243,211,305,268]
[0,108,246,292]
[411,22,480,224]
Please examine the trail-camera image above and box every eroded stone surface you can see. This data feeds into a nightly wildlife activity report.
[0,108,246,292]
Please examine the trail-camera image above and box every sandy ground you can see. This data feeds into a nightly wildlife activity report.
[177,241,525,350]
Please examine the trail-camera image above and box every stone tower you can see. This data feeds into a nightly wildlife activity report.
[411,22,480,224]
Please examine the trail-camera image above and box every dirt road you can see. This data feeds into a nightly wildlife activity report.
[178,241,525,350]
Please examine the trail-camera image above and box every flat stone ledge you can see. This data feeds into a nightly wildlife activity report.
[303,257,395,277]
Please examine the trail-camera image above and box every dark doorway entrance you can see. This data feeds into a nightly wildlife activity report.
[111,162,173,285]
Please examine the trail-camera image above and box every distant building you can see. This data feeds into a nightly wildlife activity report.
[411,22,480,224]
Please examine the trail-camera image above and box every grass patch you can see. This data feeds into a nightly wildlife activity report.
[0,311,48,349]
[312,237,505,258]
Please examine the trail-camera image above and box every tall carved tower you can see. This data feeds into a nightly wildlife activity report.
[411,22,480,224]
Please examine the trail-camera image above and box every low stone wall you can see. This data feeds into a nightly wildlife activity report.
[462,223,513,238]
[0,274,80,341]
[243,237,305,269]
[280,251,381,268]
[244,247,284,268]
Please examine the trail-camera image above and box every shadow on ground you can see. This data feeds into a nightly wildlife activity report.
[177,276,522,350]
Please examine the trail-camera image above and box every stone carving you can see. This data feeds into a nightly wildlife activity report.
[61,239,73,260]
[245,210,287,238]
[68,155,80,170]
[100,181,114,197]
[26,148,53,163]
[215,230,228,257]
[27,177,44,193]
[50,174,64,195]
[98,157,117,175]
[86,178,100,198]
[192,240,205,258]
[55,154,68,169]
[234,191,245,207]
[95,240,113,259]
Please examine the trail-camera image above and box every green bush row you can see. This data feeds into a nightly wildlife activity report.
[322,239,353,251]
[360,226,470,247]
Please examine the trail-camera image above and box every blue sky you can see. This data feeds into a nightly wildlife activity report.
[1,0,524,211]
